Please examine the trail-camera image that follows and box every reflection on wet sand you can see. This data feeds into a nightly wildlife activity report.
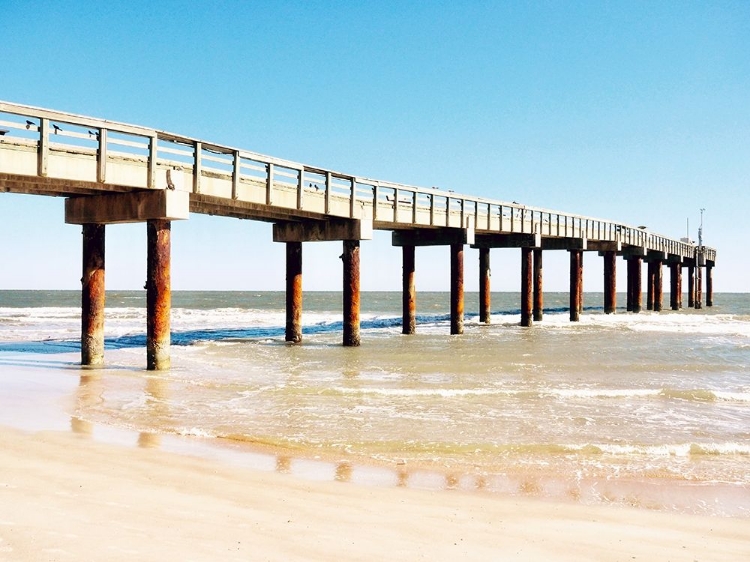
[71,373,101,435]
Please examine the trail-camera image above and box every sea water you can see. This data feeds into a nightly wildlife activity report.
[0,290,748,516]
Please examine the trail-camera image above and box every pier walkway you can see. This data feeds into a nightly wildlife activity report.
[0,101,717,369]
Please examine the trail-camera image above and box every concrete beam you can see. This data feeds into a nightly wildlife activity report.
[621,245,647,258]
[588,240,621,252]
[273,218,373,242]
[65,190,189,225]
[393,227,473,247]
[473,233,540,249]
[542,237,586,251]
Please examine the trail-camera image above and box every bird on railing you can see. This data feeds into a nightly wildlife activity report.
[52,124,62,134]
[88,130,100,140]
[25,120,34,129]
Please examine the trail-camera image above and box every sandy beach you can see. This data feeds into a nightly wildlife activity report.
[0,426,747,562]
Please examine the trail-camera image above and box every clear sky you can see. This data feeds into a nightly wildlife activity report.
[1,1,748,293]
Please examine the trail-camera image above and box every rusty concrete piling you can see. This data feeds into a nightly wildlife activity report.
[81,223,105,366]
[342,240,361,346]
[569,249,582,322]
[285,241,303,343]
[479,247,491,324]
[647,261,655,311]
[450,243,464,335]
[688,264,695,308]
[706,263,713,307]
[146,219,171,370]
[670,262,680,311]
[654,260,663,312]
[603,250,616,314]
[521,247,533,327]
[533,248,543,322]
[402,245,416,334]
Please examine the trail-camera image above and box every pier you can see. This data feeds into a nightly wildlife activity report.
[0,101,717,369]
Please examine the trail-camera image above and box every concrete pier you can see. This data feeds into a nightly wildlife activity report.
[521,247,533,327]
[479,248,491,324]
[569,249,582,322]
[342,240,361,346]
[450,244,464,335]
[81,223,105,366]
[695,264,703,310]
[0,101,719,361]
[402,245,416,334]
[285,241,302,343]
[603,250,616,314]
[533,248,543,322]
[146,219,171,371]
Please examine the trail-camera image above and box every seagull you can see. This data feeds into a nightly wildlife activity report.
[52,124,62,134]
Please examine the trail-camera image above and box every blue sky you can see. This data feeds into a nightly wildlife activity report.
[1,1,748,292]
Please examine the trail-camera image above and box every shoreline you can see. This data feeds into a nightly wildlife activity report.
[1,425,749,561]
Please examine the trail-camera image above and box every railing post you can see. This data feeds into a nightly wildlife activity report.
[38,118,49,177]
[97,128,107,183]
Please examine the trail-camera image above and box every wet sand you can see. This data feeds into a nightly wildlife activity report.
[0,356,748,560]
[0,426,748,561]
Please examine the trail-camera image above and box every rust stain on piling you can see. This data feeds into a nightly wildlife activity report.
[343,240,360,346]
[402,245,416,334]
[569,249,582,322]
[450,243,464,335]
[146,219,171,370]
[533,248,543,322]
[479,248,490,324]
[604,251,616,314]
[521,247,533,327]
[81,223,105,366]
[286,241,303,343]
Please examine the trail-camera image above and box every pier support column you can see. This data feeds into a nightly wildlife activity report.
[627,257,643,313]
[669,263,680,311]
[569,249,582,322]
[479,248,491,324]
[533,248,543,322]
[450,243,464,335]
[603,251,616,314]
[285,241,302,343]
[521,247,533,327]
[342,240,361,346]
[81,223,105,366]
[687,264,696,308]
[146,219,171,371]
[656,260,665,311]
[695,265,703,310]
[402,245,416,334]
[706,263,714,307]
[646,261,655,311]
[676,262,683,309]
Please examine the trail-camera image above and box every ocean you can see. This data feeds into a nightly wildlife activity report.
[0,290,748,516]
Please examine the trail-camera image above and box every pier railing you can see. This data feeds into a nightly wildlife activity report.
[0,101,715,262]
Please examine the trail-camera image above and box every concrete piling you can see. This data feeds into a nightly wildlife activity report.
[603,250,616,314]
[146,219,171,371]
[402,245,416,334]
[533,248,543,322]
[654,260,663,312]
[479,247,491,324]
[342,240,361,346]
[569,249,582,322]
[521,247,533,327]
[285,241,303,343]
[81,223,105,366]
[706,263,713,307]
[450,243,464,335]
[687,264,696,308]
